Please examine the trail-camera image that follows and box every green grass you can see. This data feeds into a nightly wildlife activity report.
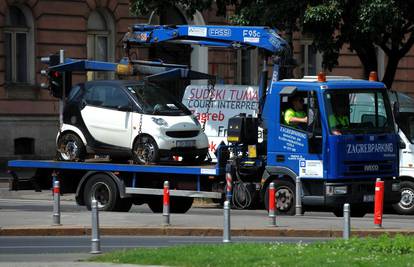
[91,235,414,267]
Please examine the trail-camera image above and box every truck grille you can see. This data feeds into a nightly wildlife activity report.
[342,160,394,176]
[166,130,199,138]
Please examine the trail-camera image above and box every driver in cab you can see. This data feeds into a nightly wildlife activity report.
[328,96,349,135]
[284,95,308,129]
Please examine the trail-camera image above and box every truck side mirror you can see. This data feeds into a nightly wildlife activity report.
[399,137,406,149]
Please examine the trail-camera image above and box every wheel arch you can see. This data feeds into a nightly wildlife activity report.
[260,166,297,201]
[75,171,128,206]
[399,175,414,182]
[57,124,87,146]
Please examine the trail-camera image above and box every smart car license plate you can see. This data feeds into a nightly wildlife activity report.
[177,140,195,147]
[363,195,374,202]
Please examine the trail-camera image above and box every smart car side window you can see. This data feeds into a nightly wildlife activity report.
[84,86,130,109]
[84,86,105,106]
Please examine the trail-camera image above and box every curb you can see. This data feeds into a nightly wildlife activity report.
[1,226,414,237]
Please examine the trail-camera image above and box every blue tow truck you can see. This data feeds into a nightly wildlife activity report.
[8,25,401,216]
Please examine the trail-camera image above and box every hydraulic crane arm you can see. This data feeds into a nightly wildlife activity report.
[123,25,288,56]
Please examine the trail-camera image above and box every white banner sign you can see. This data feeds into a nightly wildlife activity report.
[182,84,260,160]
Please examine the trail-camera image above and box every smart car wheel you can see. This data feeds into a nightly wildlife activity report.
[132,135,160,164]
[56,132,86,161]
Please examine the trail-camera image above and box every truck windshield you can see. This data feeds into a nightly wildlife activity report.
[125,83,191,116]
[324,90,394,135]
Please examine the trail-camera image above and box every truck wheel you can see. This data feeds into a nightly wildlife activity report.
[115,199,133,212]
[147,196,163,213]
[57,132,86,161]
[333,206,367,217]
[84,174,122,211]
[132,135,160,164]
[170,197,194,213]
[147,196,194,213]
[393,181,414,215]
[264,180,295,215]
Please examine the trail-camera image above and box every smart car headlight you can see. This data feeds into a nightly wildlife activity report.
[151,117,168,127]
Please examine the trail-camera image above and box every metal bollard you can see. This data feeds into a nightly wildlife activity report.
[52,180,61,226]
[343,203,351,240]
[268,182,276,227]
[225,163,233,202]
[374,178,384,228]
[295,176,303,216]
[163,181,170,226]
[223,200,231,243]
[90,199,101,254]
[52,171,58,186]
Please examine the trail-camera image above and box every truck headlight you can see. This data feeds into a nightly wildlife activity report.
[326,185,348,195]
[151,117,168,127]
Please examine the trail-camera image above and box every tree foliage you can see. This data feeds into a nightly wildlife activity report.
[304,0,414,88]
[131,0,414,88]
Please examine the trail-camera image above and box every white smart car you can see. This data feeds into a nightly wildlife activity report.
[56,80,209,164]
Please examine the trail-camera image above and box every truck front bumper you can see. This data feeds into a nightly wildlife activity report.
[302,179,401,208]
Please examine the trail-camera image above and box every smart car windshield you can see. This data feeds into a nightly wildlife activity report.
[125,83,192,116]
[324,89,394,135]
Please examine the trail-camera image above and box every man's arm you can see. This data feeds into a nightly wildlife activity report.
[289,116,308,124]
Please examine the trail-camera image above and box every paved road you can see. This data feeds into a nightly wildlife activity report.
[0,194,413,230]
[0,185,413,266]
[0,235,328,255]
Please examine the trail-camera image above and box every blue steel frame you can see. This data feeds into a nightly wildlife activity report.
[125,25,288,55]
[8,160,221,176]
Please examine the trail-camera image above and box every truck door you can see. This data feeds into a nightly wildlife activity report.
[275,90,323,177]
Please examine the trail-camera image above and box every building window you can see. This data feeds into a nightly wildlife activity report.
[299,40,322,77]
[14,137,35,155]
[4,6,33,84]
[87,10,115,80]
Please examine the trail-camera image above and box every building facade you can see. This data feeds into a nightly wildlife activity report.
[1,0,414,169]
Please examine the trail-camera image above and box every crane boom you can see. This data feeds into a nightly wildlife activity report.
[123,25,288,55]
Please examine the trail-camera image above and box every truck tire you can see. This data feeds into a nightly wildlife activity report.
[393,181,414,215]
[147,196,194,213]
[147,196,163,213]
[57,132,86,161]
[333,206,367,217]
[170,197,194,213]
[264,180,295,215]
[116,199,133,212]
[84,174,131,212]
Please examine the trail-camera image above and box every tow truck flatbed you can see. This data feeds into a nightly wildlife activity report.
[8,160,222,176]
[7,160,225,208]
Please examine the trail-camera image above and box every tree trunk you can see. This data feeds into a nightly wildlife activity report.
[353,43,378,79]
[382,54,401,89]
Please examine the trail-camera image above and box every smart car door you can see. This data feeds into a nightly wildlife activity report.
[81,84,133,148]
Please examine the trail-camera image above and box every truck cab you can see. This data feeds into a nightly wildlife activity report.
[261,75,401,215]
[391,92,414,214]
